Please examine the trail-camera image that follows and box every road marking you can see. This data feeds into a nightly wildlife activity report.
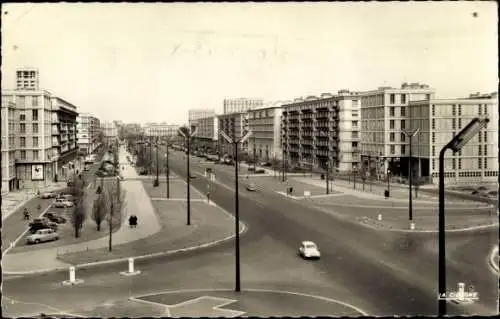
[2,295,85,318]
[166,296,245,317]
[2,198,57,257]
[133,288,368,316]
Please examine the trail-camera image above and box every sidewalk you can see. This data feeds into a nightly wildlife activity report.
[2,146,162,274]
[2,182,67,221]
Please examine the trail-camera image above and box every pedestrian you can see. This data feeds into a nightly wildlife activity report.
[23,208,30,220]
[37,204,42,214]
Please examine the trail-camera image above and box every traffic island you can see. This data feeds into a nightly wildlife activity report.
[141,179,205,200]
[55,201,237,266]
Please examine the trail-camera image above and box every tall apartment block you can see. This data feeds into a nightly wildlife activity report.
[77,113,101,155]
[1,99,16,193]
[51,97,78,180]
[223,98,263,114]
[247,101,287,162]
[188,109,216,127]
[193,116,219,151]
[144,123,179,139]
[218,112,249,156]
[101,121,119,145]
[359,82,436,179]
[408,92,498,184]
[16,68,39,90]
[282,91,361,172]
[2,89,59,190]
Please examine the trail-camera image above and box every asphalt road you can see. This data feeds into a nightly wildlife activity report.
[2,149,497,317]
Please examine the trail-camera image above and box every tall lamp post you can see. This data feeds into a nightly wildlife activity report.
[437,117,488,316]
[164,137,174,199]
[220,129,253,293]
[403,128,420,226]
[178,125,198,226]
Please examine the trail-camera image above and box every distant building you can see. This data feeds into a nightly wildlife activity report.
[408,93,498,185]
[359,82,436,179]
[51,96,78,180]
[223,98,263,114]
[1,100,16,193]
[15,67,39,91]
[193,116,219,151]
[144,123,179,139]
[188,109,215,127]
[101,121,119,144]
[217,112,249,156]
[77,113,101,155]
[247,101,288,162]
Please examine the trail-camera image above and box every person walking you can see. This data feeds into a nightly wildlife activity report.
[23,208,30,220]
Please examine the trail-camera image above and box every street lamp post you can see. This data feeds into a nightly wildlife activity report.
[403,128,420,223]
[220,129,252,293]
[178,126,198,226]
[326,161,330,195]
[437,117,489,316]
[165,139,172,199]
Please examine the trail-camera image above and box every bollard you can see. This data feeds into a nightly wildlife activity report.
[377,214,382,221]
[457,282,465,301]
[62,266,84,285]
[204,171,207,177]
[410,222,415,230]
[120,257,141,276]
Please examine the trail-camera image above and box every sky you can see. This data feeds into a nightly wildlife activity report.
[2,2,497,125]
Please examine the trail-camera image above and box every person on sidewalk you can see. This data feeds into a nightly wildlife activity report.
[23,208,30,220]
[129,214,138,228]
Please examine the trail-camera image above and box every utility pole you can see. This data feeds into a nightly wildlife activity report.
[220,129,253,293]
[178,126,198,226]
[165,141,170,199]
[326,161,330,195]
[403,128,420,222]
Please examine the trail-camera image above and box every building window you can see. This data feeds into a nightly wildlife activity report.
[20,123,26,133]
[458,118,462,129]
[33,123,38,133]
[478,104,482,115]
[401,94,406,104]
[20,150,26,159]
[432,105,435,116]
[401,120,406,129]
[390,145,395,154]
[432,118,435,130]
[352,121,358,128]
[452,158,456,170]
[33,137,38,147]
[484,131,488,143]
[390,94,395,104]
[484,104,488,114]
[478,145,482,156]
[20,114,26,121]
[390,107,395,116]
[432,132,435,143]
[401,106,406,116]
[478,131,482,142]
[32,96,38,106]
[401,132,406,142]
[32,109,38,121]
[458,158,462,169]
[432,146,436,156]
[426,94,430,100]
[452,119,456,130]
[401,144,406,154]
[389,120,395,129]
[432,159,435,170]
[458,104,462,116]
[478,158,482,169]
[390,132,395,142]
[20,137,26,147]
[484,159,488,169]
[33,150,39,160]
[452,104,456,116]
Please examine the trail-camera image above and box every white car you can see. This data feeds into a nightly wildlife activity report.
[298,241,321,259]
[26,228,59,245]
[53,200,74,208]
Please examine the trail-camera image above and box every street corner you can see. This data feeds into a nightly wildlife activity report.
[131,288,367,317]
[60,299,168,318]
[1,295,83,318]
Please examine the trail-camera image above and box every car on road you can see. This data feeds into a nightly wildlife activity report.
[40,191,58,199]
[29,218,58,233]
[53,200,74,208]
[44,212,67,224]
[26,228,59,245]
[298,241,321,259]
[246,182,257,191]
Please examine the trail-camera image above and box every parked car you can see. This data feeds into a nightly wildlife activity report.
[298,241,321,259]
[246,183,257,191]
[260,162,272,167]
[53,200,74,208]
[45,212,67,224]
[57,194,75,202]
[255,168,266,174]
[26,228,59,245]
[29,218,58,233]
[40,191,58,199]
[139,169,148,176]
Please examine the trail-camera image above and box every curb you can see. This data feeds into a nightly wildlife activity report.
[357,217,499,233]
[488,245,499,275]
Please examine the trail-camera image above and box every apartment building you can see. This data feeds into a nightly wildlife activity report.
[16,67,39,91]
[193,116,219,151]
[188,109,215,127]
[77,113,101,155]
[144,123,179,139]
[408,93,498,185]
[360,82,436,179]
[101,121,119,145]
[223,98,263,114]
[218,112,249,157]
[1,100,17,193]
[247,101,287,162]
[282,91,361,172]
[51,97,78,180]
[2,89,57,190]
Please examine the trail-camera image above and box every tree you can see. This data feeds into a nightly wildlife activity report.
[68,172,86,238]
[92,192,106,231]
[102,177,126,251]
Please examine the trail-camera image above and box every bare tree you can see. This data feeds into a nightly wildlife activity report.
[68,172,86,238]
[92,192,106,231]
[102,177,126,251]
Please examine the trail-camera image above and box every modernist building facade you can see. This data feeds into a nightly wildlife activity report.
[282,91,361,172]
[1,100,17,193]
[218,112,249,156]
[359,82,436,179]
[408,93,498,184]
[51,97,78,180]
[192,116,219,151]
[144,123,179,140]
[101,121,119,145]
[16,67,39,91]
[223,98,263,114]
[188,109,215,127]
[247,101,286,162]
[77,113,101,155]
